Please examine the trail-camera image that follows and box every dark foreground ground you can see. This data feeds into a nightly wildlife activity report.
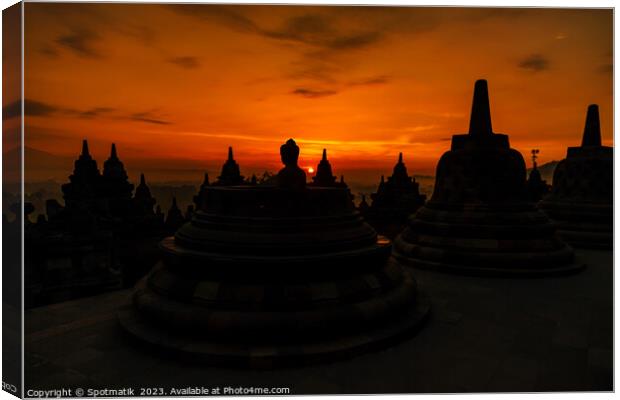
[25,249,613,394]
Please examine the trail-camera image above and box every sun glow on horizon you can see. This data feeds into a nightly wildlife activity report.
[13,4,613,185]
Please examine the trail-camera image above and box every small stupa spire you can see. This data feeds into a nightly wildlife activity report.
[398,152,403,163]
[216,146,244,186]
[312,148,337,186]
[140,173,146,185]
[581,104,602,147]
[468,79,493,137]
[81,139,90,157]
[110,143,118,159]
[202,172,210,186]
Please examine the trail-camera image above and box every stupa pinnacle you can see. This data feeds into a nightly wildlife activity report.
[81,139,91,158]
[581,104,602,147]
[468,79,493,137]
[393,79,581,276]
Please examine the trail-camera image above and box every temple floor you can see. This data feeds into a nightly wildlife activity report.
[24,248,612,394]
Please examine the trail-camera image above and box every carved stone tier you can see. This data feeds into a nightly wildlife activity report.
[540,105,612,249]
[119,152,429,367]
[393,80,582,276]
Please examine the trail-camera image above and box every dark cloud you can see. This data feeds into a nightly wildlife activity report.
[262,14,381,51]
[518,54,550,72]
[167,5,260,34]
[39,45,59,58]
[4,98,169,125]
[168,6,382,53]
[129,112,172,125]
[288,74,389,100]
[25,99,61,116]
[3,100,22,119]
[56,28,102,58]
[348,75,390,87]
[167,56,201,69]
[3,99,62,119]
[291,88,338,98]
[76,107,116,118]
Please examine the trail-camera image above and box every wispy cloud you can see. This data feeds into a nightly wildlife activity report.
[518,54,550,72]
[167,56,201,69]
[261,14,382,51]
[3,99,61,119]
[76,107,116,118]
[291,88,338,98]
[4,98,171,125]
[129,111,172,125]
[347,75,390,87]
[56,27,102,58]
[289,74,389,99]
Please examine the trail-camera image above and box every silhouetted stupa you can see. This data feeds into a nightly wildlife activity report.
[540,105,612,249]
[311,149,338,187]
[61,140,101,210]
[119,138,429,367]
[358,194,370,214]
[526,150,550,202]
[214,147,245,186]
[133,174,156,216]
[101,143,134,217]
[393,80,581,276]
[193,172,210,210]
[365,153,426,238]
[164,197,185,234]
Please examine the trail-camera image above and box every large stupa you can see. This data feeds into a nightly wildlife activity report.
[540,105,613,249]
[393,80,582,276]
[119,139,429,367]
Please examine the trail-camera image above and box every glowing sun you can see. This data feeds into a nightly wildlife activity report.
[308,167,315,174]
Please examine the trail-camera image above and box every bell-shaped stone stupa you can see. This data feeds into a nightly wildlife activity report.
[540,105,612,249]
[311,149,338,187]
[393,80,582,276]
[214,147,245,186]
[119,139,429,367]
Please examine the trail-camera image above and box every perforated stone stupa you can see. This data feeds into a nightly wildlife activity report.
[393,80,582,276]
[540,105,613,249]
[118,139,429,367]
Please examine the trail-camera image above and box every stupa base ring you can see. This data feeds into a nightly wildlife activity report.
[392,251,585,278]
[117,293,430,369]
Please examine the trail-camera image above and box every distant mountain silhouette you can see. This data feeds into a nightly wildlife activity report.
[4,145,74,180]
[4,145,72,164]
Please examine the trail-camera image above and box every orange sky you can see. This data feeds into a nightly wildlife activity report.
[12,4,614,184]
